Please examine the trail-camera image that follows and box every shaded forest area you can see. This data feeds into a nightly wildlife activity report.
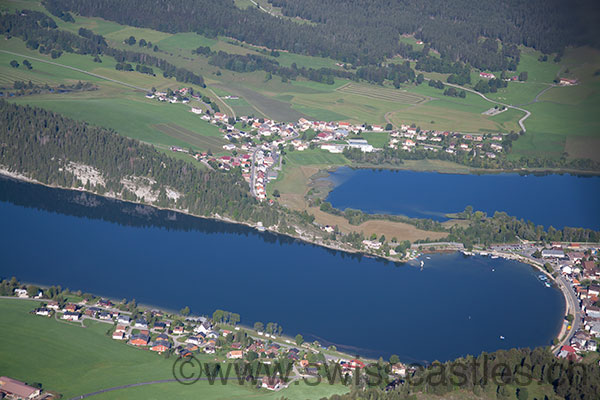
[46,0,600,70]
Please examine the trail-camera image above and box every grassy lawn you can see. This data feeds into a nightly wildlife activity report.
[0,299,348,399]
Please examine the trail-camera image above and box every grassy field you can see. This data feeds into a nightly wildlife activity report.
[0,299,348,399]
[3,0,598,165]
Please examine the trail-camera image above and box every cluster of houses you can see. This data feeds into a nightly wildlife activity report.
[535,244,600,360]
[145,87,191,104]
[387,125,505,158]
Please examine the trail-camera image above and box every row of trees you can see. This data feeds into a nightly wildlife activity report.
[0,11,204,87]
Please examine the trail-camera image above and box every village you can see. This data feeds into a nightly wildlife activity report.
[2,285,409,399]
[464,241,600,362]
[148,87,513,202]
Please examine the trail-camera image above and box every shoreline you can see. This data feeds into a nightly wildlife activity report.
[467,249,573,350]
[0,169,408,264]
[0,169,580,351]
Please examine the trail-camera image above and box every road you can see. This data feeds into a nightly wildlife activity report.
[0,50,150,92]
[440,80,531,133]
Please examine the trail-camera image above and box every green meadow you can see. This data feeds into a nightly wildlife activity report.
[0,299,348,399]
[2,0,599,165]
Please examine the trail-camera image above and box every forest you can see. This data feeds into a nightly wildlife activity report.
[44,0,600,71]
[0,100,286,227]
[324,347,599,400]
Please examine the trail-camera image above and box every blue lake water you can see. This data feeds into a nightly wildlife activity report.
[324,168,600,230]
[0,177,564,363]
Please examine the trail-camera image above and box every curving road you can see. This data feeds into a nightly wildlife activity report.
[441,80,531,133]
[0,50,150,92]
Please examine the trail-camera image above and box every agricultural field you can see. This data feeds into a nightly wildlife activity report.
[0,299,348,400]
[336,82,428,104]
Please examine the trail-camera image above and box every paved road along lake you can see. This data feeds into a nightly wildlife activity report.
[324,168,600,230]
[0,176,564,363]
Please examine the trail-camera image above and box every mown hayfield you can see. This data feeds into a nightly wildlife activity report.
[336,82,427,104]
[154,123,228,151]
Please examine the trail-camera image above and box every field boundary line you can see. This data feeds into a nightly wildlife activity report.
[0,50,149,92]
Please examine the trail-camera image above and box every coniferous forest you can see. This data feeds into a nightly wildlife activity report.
[44,0,600,70]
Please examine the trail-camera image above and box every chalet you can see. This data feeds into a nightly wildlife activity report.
[559,78,577,86]
[155,333,170,342]
[14,288,28,298]
[185,343,199,352]
[191,107,203,114]
[0,376,41,399]
[214,112,228,122]
[227,350,243,359]
[34,308,50,317]
[134,319,148,329]
[129,334,150,346]
[117,315,130,325]
[150,341,171,353]
[98,299,113,307]
[479,72,495,79]
[178,348,193,358]
[64,303,77,313]
[585,305,600,318]
[115,324,127,333]
[186,335,204,346]
[153,322,167,331]
[372,125,384,132]
[62,311,80,321]
[558,345,581,362]
[47,301,59,310]
[173,326,185,335]
[262,376,285,391]
[204,345,216,354]
[112,331,125,340]
[98,311,112,320]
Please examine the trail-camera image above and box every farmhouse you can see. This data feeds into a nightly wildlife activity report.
[479,72,495,79]
[0,376,41,399]
[227,350,244,359]
[559,78,577,86]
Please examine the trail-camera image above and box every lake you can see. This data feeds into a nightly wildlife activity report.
[0,176,564,363]
[324,167,600,230]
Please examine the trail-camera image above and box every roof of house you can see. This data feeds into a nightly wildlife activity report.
[0,376,39,398]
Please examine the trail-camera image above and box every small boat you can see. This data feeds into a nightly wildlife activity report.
[545,282,551,288]
[491,268,495,272]
[420,260,424,267]
[491,255,499,259]
[426,256,431,260]
[500,336,505,340]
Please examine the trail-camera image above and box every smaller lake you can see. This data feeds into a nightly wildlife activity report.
[324,168,600,230]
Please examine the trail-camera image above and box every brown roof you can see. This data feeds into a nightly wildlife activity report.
[0,376,39,398]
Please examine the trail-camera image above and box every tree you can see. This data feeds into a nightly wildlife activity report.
[389,354,400,365]
[516,387,529,400]
[22,59,32,70]
[416,74,424,84]
[230,313,240,325]
[126,35,136,45]
[385,123,393,130]
[180,306,190,316]
[10,60,19,68]
[272,189,280,198]
[518,71,528,81]
[295,334,304,346]
[27,285,40,297]
[253,321,264,332]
